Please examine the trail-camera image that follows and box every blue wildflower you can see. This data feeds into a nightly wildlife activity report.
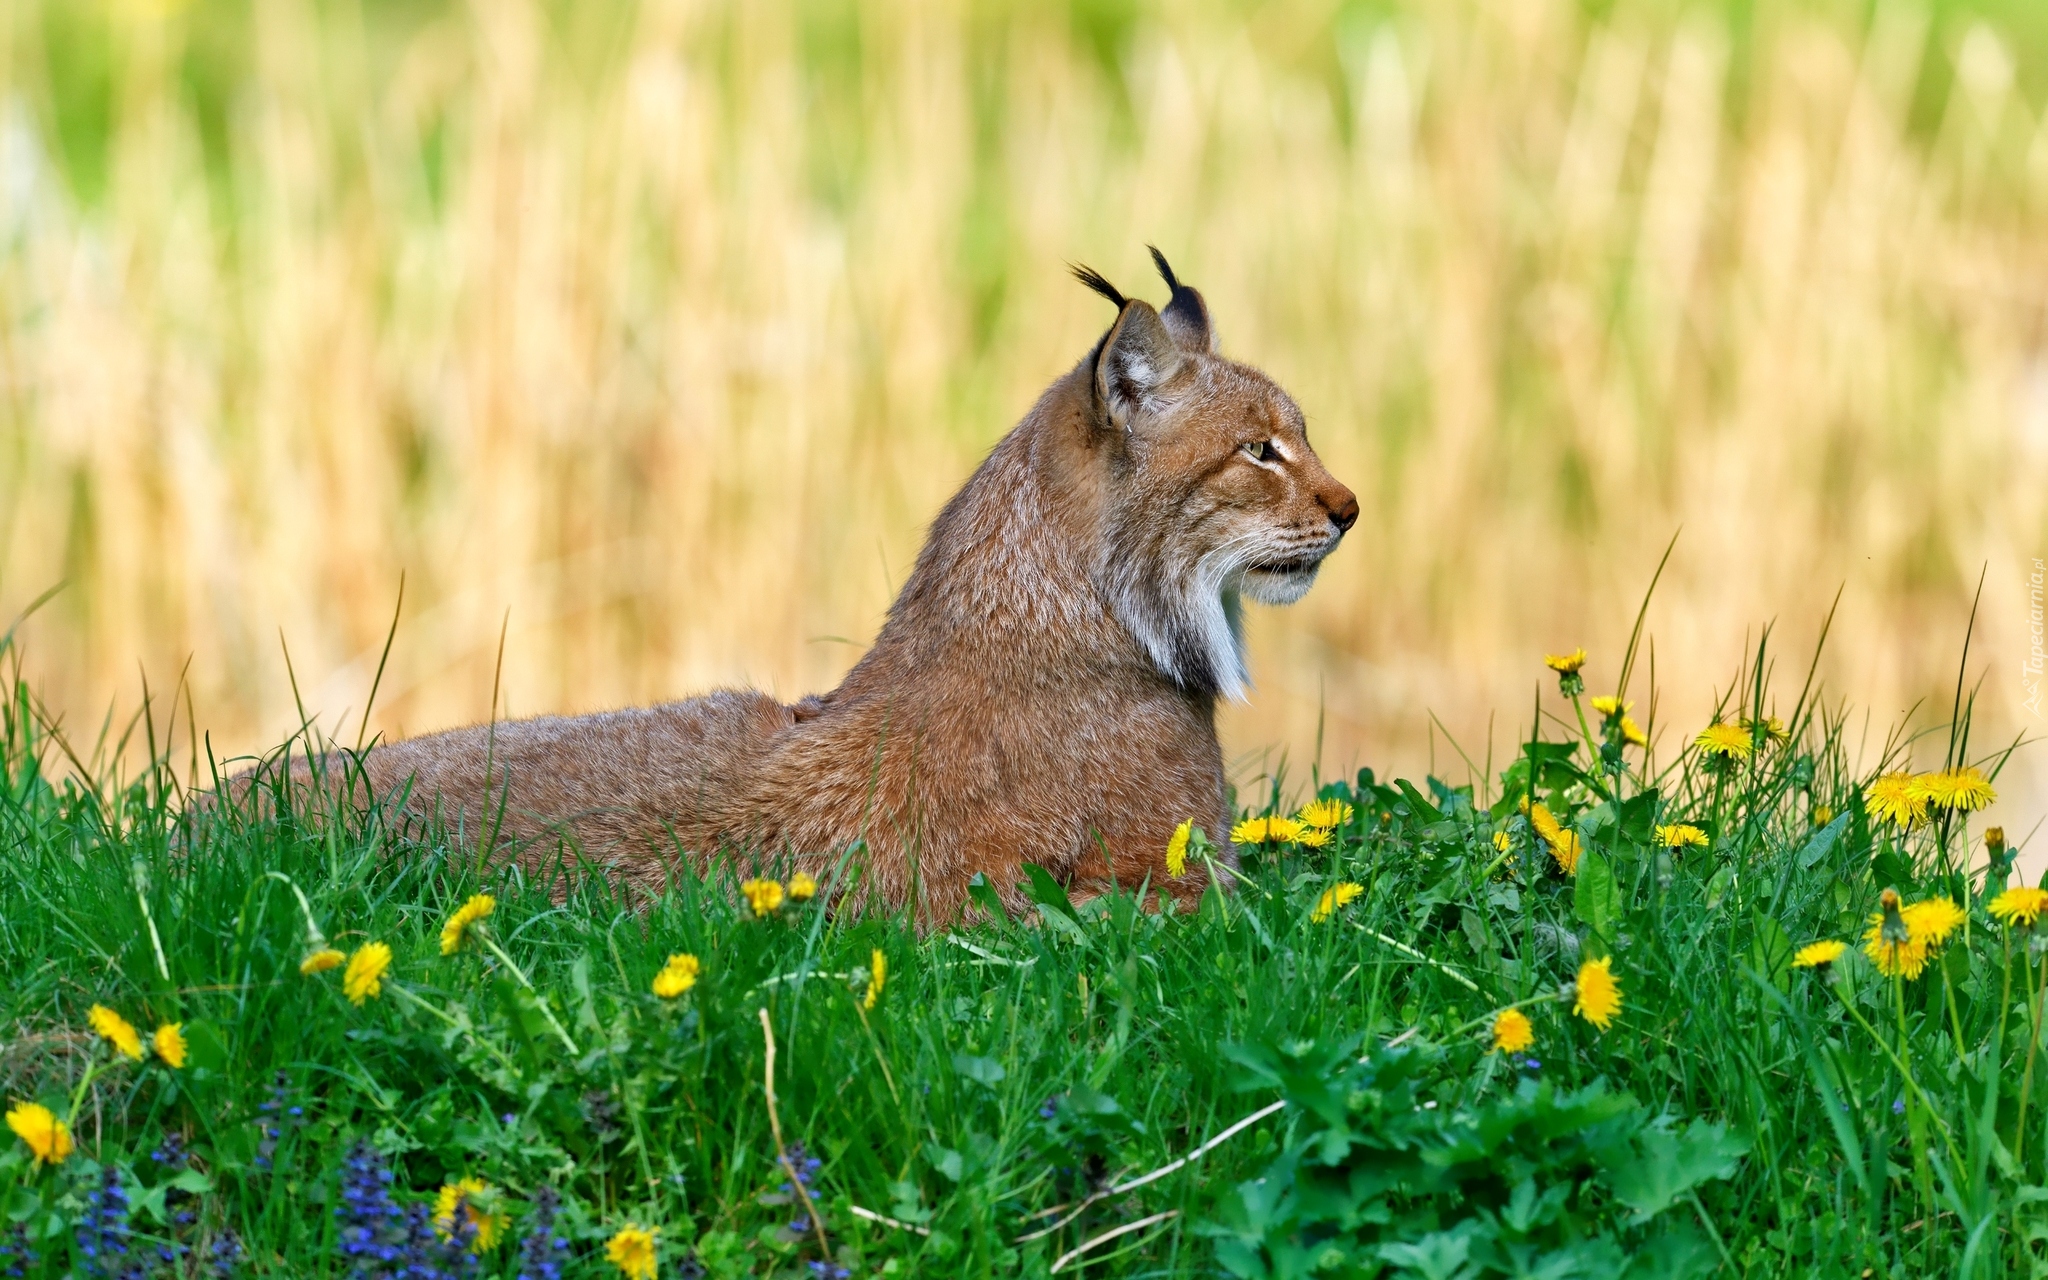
[205,1230,245,1278]
[255,1072,304,1173]
[0,1223,37,1279]
[807,1264,852,1279]
[397,1199,478,1279]
[150,1131,198,1269]
[514,1185,568,1280]
[76,1164,143,1279]
[336,1139,405,1278]
[780,1142,824,1235]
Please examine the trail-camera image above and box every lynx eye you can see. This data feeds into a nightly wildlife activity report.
[1242,439,1273,462]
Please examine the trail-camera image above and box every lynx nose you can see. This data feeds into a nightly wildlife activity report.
[1327,490,1359,534]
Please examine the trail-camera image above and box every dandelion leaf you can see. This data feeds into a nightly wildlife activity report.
[1796,812,1852,869]
[1615,790,1661,846]
[1573,849,1620,945]
[1393,779,1444,823]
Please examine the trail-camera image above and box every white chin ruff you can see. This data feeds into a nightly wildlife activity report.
[1241,564,1320,606]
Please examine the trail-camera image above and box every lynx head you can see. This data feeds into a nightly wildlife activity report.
[1075,250,1358,701]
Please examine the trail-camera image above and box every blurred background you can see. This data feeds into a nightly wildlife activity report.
[0,0,2043,846]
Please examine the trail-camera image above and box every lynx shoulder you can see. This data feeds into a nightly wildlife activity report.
[238,251,1358,923]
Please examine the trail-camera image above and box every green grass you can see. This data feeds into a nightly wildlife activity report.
[0,627,2034,1278]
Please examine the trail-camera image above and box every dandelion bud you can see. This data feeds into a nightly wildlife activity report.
[1987,827,2007,855]
[1878,888,1909,947]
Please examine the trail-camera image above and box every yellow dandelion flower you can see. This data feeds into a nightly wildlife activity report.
[651,954,700,999]
[344,942,393,1005]
[434,1177,509,1252]
[1590,696,1631,718]
[1490,1008,1534,1055]
[1296,798,1355,831]
[1694,723,1753,760]
[1655,824,1709,851]
[1571,957,1622,1031]
[1921,767,1996,813]
[300,949,346,975]
[1991,887,2048,928]
[1863,888,1929,979]
[1619,716,1648,748]
[1311,881,1364,923]
[153,1023,187,1069]
[1901,896,1966,948]
[1294,827,1330,849]
[1863,774,1927,830]
[1813,803,1833,826]
[864,949,887,1010]
[439,894,496,956]
[5,1102,72,1166]
[89,1005,144,1061]
[1526,802,1563,844]
[1231,816,1306,845]
[740,879,786,917]
[1165,819,1192,878]
[1791,940,1846,970]
[605,1223,659,1280]
[1492,831,1512,854]
[1544,649,1588,675]
[1548,829,1583,877]
[788,872,818,900]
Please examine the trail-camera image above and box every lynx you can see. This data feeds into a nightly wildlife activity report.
[251,252,1357,923]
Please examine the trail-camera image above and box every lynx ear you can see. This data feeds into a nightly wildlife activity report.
[1093,300,1186,428]
[1148,246,1217,354]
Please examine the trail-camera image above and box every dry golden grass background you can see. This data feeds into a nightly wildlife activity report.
[1,0,2044,848]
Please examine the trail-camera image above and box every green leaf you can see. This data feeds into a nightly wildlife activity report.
[966,872,1008,923]
[1393,780,1444,823]
[1377,1226,1476,1279]
[1797,812,1852,869]
[1703,864,1734,910]
[1870,846,1914,891]
[2,1185,40,1224]
[1020,864,1089,941]
[951,1052,1006,1086]
[494,978,555,1059]
[569,953,599,1034]
[1616,790,1661,845]
[1020,863,1076,921]
[1603,1120,1750,1222]
[1574,849,1620,944]
[926,1143,964,1182]
[181,1020,229,1073]
[1749,912,1794,992]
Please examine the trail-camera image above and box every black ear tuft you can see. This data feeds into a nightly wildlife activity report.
[1071,264,1128,310]
[1147,247,1216,354]
[1147,245,1181,293]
